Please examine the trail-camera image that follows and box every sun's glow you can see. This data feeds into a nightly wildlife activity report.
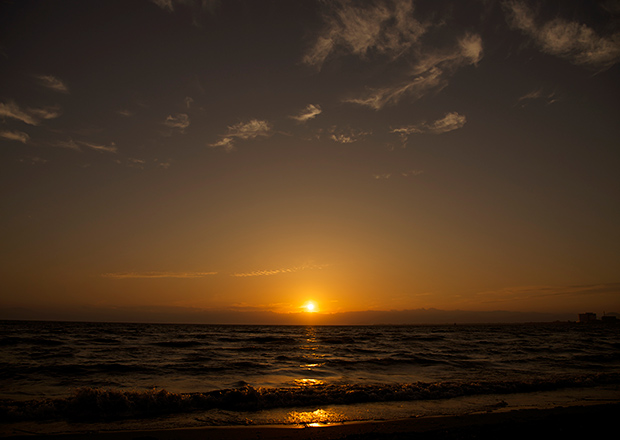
[303,301,317,313]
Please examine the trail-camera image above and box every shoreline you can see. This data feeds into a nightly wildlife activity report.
[3,403,618,440]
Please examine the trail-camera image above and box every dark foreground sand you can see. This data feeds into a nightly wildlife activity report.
[3,403,618,440]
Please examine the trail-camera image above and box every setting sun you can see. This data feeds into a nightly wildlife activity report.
[303,301,318,313]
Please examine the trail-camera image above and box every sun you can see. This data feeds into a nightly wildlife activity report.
[303,301,318,313]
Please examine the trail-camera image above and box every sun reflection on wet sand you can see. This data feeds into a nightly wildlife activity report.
[293,378,324,386]
[287,408,346,427]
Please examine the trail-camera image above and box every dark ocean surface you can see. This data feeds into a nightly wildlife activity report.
[1,320,619,427]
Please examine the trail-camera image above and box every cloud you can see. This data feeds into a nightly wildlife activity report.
[54,139,118,153]
[345,33,483,110]
[232,264,328,277]
[79,141,118,153]
[290,104,322,122]
[329,126,371,144]
[54,139,82,151]
[164,113,190,132]
[33,74,69,93]
[1,130,30,144]
[305,1,482,110]
[401,169,424,177]
[345,67,444,110]
[391,112,466,144]
[19,156,47,165]
[151,0,174,11]
[209,137,236,152]
[0,101,62,125]
[372,173,392,180]
[226,119,272,139]
[517,88,557,106]
[114,158,148,169]
[373,169,423,179]
[209,119,272,151]
[117,109,134,117]
[504,0,620,69]
[304,0,426,68]
[102,271,217,279]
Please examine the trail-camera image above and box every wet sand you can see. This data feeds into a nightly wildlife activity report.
[3,403,618,440]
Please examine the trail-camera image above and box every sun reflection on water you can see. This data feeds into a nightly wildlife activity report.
[293,378,324,386]
[287,408,346,426]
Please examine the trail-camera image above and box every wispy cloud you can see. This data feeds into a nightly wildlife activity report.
[209,119,272,151]
[19,156,48,165]
[209,137,235,152]
[117,109,134,117]
[373,169,423,180]
[54,139,82,151]
[102,271,217,279]
[304,0,426,68]
[157,160,172,169]
[227,119,272,139]
[401,169,424,177]
[114,158,148,169]
[151,0,174,11]
[345,33,482,110]
[0,101,62,125]
[372,173,392,180]
[329,126,372,144]
[391,112,466,144]
[345,67,444,110]
[54,139,118,153]
[232,264,328,278]
[504,0,620,69]
[517,88,557,106]
[33,74,69,93]
[290,104,322,122]
[164,113,190,132]
[80,141,118,153]
[1,130,30,144]
[306,1,482,110]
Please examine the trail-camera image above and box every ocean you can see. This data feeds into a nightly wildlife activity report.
[1,320,619,431]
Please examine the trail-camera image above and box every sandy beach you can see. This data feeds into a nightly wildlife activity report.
[2,403,617,440]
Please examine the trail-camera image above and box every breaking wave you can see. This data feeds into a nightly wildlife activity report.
[1,373,618,423]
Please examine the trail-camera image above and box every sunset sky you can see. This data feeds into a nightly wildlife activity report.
[1,0,619,323]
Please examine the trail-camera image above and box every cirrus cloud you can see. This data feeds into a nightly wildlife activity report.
[503,0,620,70]
[33,74,69,93]
[303,0,427,68]
[0,101,62,125]
[290,104,322,123]
[232,263,328,277]
[164,113,190,132]
[1,130,30,144]
[391,112,466,145]
[209,119,272,151]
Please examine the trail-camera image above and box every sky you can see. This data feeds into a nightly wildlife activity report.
[1,0,619,324]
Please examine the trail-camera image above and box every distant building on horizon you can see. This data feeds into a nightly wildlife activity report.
[578,313,597,323]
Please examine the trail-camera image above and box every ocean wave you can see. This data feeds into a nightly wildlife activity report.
[0,336,63,347]
[153,340,203,348]
[1,373,618,423]
[1,362,159,378]
[89,337,122,344]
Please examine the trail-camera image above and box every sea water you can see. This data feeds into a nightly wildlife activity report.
[1,320,619,427]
